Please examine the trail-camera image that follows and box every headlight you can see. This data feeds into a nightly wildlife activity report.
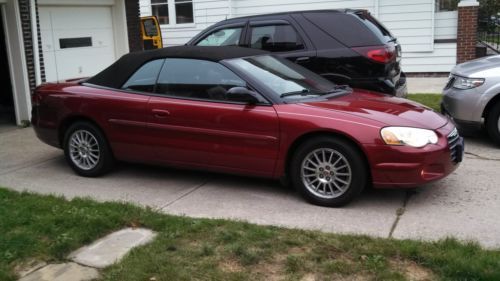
[452,76,484,89]
[380,127,438,148]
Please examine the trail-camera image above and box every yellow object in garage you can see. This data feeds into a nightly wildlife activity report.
[140,16,163,50]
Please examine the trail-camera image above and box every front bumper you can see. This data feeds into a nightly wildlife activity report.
[368,122,462,188]
[441,85,483,134]
[441,102,482,135]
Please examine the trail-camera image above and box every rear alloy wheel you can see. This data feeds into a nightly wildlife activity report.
[487,103,500,146]
[63,122,114,177]
[291,137,367,207]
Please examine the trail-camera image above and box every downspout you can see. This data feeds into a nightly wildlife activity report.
[374,0,379,17]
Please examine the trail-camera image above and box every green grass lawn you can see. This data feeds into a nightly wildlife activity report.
[1,188,500,281]
[407,94,442,112]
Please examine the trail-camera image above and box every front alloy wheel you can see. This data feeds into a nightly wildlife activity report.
[301,148,352,199]
[291,137,367,207]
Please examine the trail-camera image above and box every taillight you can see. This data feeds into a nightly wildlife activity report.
[32,86,44,106]
[352,45,396,64]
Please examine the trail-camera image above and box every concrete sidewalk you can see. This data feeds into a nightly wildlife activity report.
[1,128,500,249]
[407,77,448,94]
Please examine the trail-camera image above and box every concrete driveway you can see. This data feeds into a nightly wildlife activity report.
[1,127,499,249]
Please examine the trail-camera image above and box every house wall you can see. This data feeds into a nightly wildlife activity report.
[140,0,458,73]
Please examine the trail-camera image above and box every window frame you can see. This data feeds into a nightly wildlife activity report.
[193,22,248,47]
[435,0,459,12]
[109,58,272,106]
[246,20,306,53]
[150,0,195,27]
[121,59,166,93]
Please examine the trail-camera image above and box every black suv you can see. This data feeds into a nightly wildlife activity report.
[187,9,407,97]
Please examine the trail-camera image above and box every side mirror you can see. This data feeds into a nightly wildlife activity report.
[226,87,260,104]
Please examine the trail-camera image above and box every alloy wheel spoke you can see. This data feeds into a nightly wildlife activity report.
[301,148,352,199]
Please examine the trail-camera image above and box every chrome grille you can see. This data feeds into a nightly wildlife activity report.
[447,127,460,162]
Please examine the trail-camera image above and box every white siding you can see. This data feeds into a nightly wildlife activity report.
[402,43,456,72]
[140,0,459,72]
[435,11,457,39]
[231,0,375,17]
[378,0,434,53]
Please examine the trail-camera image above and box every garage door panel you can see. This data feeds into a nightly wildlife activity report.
[46,7,113,30]
[42,50,58,82]
[52,29,114,50]
[54,50,115,81]
[39,9,52,31]
[39,6,116,82]
[40,28,56,52]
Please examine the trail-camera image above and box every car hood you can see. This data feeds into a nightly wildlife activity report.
[452,55,500,77]
[299,89,448,130]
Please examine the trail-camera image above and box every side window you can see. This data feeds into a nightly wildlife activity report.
[250,24,303,52]
[122,59,164,92]
[156,58,247,101]
[196,27,243,46]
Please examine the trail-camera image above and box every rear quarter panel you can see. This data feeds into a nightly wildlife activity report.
[34,83,151,162]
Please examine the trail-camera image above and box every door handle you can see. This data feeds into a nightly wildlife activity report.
[152,109,170,118]
[295,56,310,63]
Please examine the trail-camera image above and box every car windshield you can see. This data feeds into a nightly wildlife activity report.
[225,55,342,100]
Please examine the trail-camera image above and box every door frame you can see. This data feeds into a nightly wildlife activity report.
[1,0,32,126]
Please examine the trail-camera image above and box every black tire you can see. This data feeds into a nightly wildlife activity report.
[486,103,500,146]
[63,121,114,177]
[290,136,367,207]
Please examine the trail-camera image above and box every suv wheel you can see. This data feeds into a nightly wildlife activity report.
[63,121,114,177]
[487,103,500,145]
[290,137,367,207]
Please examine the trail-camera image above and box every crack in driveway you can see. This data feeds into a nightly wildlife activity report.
[155,177,211,211]
[0,156,63,176]
[464,151,500,161]
[388,190,414,238]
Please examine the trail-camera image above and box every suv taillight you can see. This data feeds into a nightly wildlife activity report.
[352,45,396,64]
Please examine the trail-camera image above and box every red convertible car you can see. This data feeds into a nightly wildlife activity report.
[32,46,463,206]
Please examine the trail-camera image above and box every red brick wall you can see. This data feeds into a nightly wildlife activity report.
[125,0,142,52]
[457,5,479,64]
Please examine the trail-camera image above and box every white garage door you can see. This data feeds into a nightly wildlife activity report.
[40,6,116,82]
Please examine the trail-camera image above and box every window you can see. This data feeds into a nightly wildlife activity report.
[436,0,459,12]
[175,0,194,24]
[122,59,164,92]
[151,0,169,25]
[156,58,247,101]
[250,25,303,52]
[151,0,193,25]
[226,56,335,101]
[196,27,243,46]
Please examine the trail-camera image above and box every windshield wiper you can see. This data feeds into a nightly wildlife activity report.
[279,89,322,98]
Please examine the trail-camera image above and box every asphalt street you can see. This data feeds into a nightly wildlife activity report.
[1,127,499,248]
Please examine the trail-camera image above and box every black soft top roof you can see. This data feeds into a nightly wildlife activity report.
[86,46,269,89]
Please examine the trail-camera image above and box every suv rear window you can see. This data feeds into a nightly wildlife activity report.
[303,12,385,47]
[353,11,394,43]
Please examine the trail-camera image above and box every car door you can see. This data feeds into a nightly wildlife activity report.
[146,58,280,177]
[100,59,165,163]
[244,18,316,69]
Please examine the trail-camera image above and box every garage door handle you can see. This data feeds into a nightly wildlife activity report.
[152,109,170,118]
